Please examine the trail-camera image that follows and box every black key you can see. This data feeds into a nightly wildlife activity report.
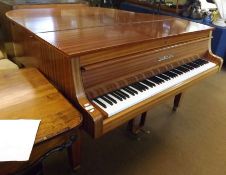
[101,96,113,105]
[110,92,123,101]
[187,62,199,68]
[137,82,149,90]
[148,76,164,84]
[198,58,209,64]
[141,80,155,87]
[105,94,117,104]
[127,86,139,94]
[115,90,127,99]
[168,71,178,77]
[186,64,195,70]
[193,60,203,66]
[163,71,177,78]
[119,89,130,98]
[176,66,189,73]
[191,61,201,67]
[202,59,209,64]
[123,87,135,96]
[157,74,171,81]
[182,64,193,70]
[171,69,183,75]
[93,98,107,108]
[131,83,144,92]
[193,59,208,66]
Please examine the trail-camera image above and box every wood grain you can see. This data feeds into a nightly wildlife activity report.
[0,68,81,144]
[82,38,210,98]
[0,1,87,58]
[0,68,82,174]
[5,7,222,138]
[6,7,213,57]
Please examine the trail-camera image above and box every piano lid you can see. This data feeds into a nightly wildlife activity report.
[6,6,173,33]
[0,0,86,6]
[6,6,213,57]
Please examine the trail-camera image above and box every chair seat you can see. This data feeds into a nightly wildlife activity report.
[0,59,18,70]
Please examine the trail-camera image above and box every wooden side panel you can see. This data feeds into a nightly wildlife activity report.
[71,59,104,138]
[11,22,75,101]
[10,20,105,138]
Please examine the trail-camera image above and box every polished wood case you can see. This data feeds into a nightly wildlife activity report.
[0,0,87,58]
[6,6,223,138]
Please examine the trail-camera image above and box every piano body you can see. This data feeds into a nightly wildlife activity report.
[6,6,223,138]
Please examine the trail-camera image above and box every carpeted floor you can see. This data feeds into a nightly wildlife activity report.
[44,66,226,175]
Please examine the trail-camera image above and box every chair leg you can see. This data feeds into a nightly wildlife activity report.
[173,93,182,112]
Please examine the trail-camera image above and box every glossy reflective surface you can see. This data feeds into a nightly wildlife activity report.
[7,6,213,56]
[0,0,86,6]
[7,7,173,33]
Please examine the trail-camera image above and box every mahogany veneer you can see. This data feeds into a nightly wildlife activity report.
[6,6,223,138]
[0,1,87,58]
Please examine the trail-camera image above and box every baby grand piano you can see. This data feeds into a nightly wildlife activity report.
[6,6,223,138]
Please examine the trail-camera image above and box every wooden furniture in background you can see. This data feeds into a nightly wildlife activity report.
[0,68,82,175]
[0,1,88,58]
[6,6,223,139]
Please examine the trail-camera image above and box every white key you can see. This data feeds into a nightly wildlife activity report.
[92,61,216,117]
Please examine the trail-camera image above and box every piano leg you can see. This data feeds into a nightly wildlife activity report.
[173,93,182,112]
[67,131,81,171]
[127,112,150,136]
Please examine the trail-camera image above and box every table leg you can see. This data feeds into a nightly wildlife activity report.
[67,132,81,171]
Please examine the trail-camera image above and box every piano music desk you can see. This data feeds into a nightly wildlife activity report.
[0,68,82,174]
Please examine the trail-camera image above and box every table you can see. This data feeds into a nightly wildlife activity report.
[0,68,82,175]
[0,1,87,58]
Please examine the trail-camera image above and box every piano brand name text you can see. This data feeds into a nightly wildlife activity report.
[158,54,174,62]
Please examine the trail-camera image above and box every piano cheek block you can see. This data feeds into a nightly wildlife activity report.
[84,105,95,113]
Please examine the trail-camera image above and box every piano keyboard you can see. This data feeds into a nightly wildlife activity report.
[92,59,216,117]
